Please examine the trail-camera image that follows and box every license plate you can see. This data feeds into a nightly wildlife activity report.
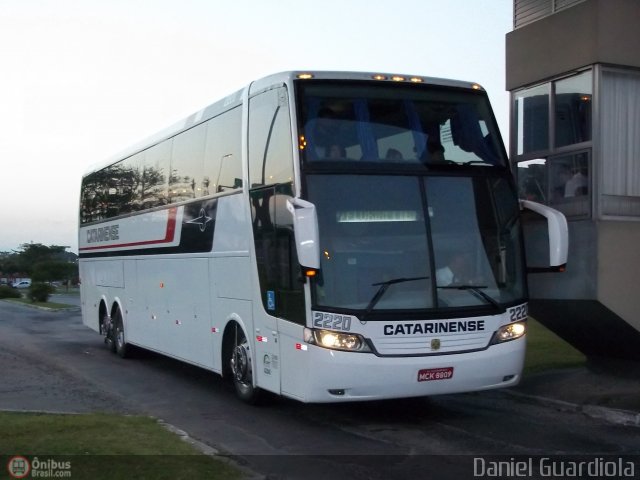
[417,367,454,382]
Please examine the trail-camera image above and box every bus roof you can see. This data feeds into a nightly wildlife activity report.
[83,70,485,176]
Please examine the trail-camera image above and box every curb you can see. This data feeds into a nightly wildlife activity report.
[157,420,220,456]
[0,298,78,312]
[157,419,265,479]
[505,390,640,427]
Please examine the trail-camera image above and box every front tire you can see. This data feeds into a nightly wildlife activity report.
[229,324,261,404]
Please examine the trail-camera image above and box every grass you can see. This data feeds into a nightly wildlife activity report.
[0,412,242,479]
[524,317,586,373]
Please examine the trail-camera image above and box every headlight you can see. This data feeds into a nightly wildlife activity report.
[491,321,527,344]
[304,328,371,352]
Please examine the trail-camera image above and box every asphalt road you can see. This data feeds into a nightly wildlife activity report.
[1,301,638,479]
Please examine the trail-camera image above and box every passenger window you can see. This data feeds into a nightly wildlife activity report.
[81,172,108,223]
[103,158,139,218]
[205,106,243,193]
[120,153,144,213]
[143,141,170,208]
[169,123,207,203]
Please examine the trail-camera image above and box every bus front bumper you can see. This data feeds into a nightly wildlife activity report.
[298,337,525,403]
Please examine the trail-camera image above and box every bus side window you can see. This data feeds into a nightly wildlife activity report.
[248,87,294,188]
[205,106,243,193]
[169,123,207,203]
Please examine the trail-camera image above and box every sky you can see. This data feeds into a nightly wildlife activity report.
[0,0,512,254]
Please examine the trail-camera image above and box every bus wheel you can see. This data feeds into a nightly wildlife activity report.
[101,307,116,353]
[230,325,261,404]
[114,309,129,359]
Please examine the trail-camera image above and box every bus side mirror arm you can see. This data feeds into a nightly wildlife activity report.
[520,200,569,273]
[286,198,320,270]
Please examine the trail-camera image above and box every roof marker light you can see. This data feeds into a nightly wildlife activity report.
[410,77,423,83]
[391,75,405,82]
[297,73,314,79]
[472,83,482,90]
[372,74,387,81]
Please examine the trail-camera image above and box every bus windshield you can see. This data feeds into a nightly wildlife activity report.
[297,81,506,167]
[298,80,522,315]
[305,174,525,314]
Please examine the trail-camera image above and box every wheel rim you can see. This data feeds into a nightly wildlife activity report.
[116,326,124,349]
[114,311,124,351]
[101,312,110,336]
[231,341,252,387]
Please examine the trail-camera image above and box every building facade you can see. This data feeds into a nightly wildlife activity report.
[507,0,640,359]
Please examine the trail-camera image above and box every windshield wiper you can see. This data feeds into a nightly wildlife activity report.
[363,276,430,317]
[437,285,502,311]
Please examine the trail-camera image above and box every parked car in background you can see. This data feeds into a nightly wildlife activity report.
[11,280,32,289]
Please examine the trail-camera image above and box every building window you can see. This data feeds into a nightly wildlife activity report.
[513,69,593,219]
[517,151,590,218]
[599,68,640,217]
[601,70,640,198]
[554,71,592,148]
[515,84,549,155]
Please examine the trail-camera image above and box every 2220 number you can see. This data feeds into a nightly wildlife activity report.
[313,312,352,331]
[509,304,528,322]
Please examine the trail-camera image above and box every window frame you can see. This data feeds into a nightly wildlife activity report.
[511,68,594,220]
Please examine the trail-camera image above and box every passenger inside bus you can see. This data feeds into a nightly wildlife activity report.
[436,251,482,286]
[426,141,446,163]
[564,167,588,197]
[327,144,347,160]
[385,148,403,161]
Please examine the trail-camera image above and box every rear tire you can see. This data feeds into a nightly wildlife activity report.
[102,308,116,353]
[229,324,261,404]
[114,309,129,359]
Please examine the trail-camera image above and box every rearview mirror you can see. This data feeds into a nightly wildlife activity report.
[286,198,320,270]
[520,200,569,273]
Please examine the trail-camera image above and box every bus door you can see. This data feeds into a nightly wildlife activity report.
[248,85,306,393]
[250,184,306,394]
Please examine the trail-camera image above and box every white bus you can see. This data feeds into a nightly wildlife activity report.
[79,71,567,403]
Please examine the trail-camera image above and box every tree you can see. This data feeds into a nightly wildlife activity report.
[31,260,77,284]
[14,243,68,275]
[0,254,21,276]
[8,244,78,297]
